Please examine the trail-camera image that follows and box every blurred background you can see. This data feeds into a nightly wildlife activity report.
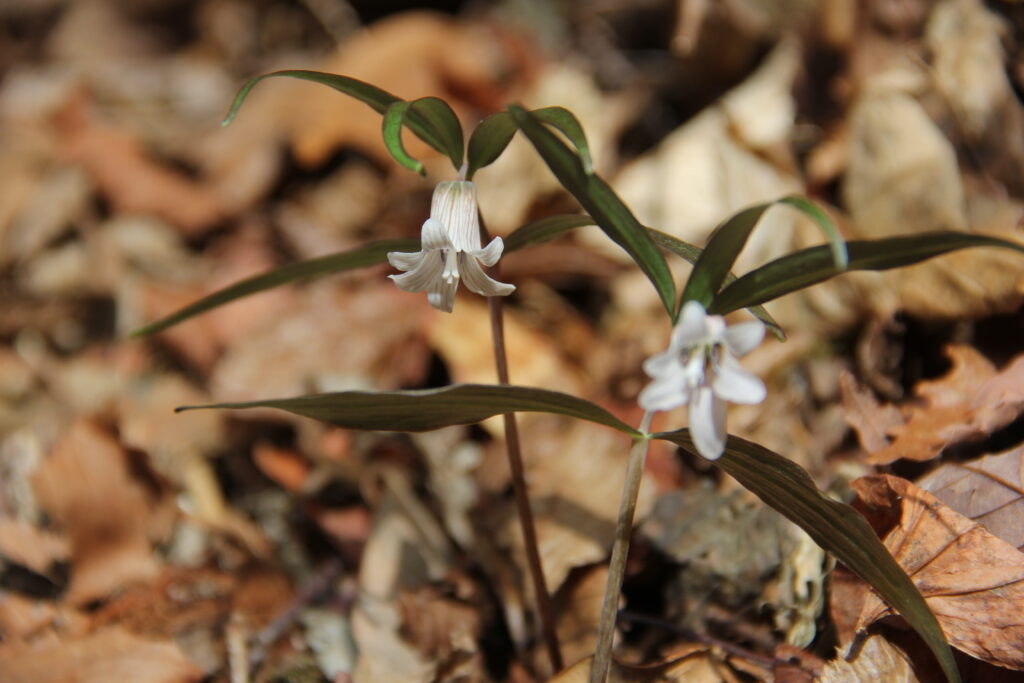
[2,1,1024,681]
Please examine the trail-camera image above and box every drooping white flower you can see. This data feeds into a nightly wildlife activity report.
[388,180,514,312]
[639,300,766,460]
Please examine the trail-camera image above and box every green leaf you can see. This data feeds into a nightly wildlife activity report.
[465,107,594,181]
[654,430,961,683]
[681,198,847,311]
[129,239,419,336]
[465,112,518,180]
[710,231,1024,315]
[680,203,773,309]
[407,97,464,170]
[177,383,641,436]
[501,215,784,339]
[530,107,594,174]
[382,101,425,175]
[779,196,847,268]
[508,105,677,318]
[648,228,784,341]
[503,214,597,253]
[221,70,448,160]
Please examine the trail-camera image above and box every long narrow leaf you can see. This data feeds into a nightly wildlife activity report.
[530,107,594,174]
[648,228,784,340]
[710,232,1024,315]
[508,105,677,317]
[408,97,464,170]
[466,107,596,180]
[221,70,448,158]
[681,198,846,310]
[177,384,641,436]
[129,239,418,337]
[654,430,961,683]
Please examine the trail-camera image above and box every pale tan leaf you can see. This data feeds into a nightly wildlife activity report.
[850,474,1024,670]
[0,519,68,574]
[32,420,160,605]
[0,626,203,683]
[820,634,920,683]
[839,371,903,454]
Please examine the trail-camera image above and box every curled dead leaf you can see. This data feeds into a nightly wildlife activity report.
[850,474,1024,671]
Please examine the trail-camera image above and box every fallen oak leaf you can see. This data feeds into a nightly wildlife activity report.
[849,474,1024,671]
[916,445,1024,552]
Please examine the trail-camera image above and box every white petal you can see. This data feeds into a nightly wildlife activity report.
[389,250,444,292]
[388,250,423,271]
[427,277,459,312]
[639,376,690,412]
[723,320,765,357]
[432,181,481,252]
[473,236,504,267]
[642,350,680,378]
[689,388,726,459]
[711,356,766,404]
[421,217,448,250]
[672,301,712,348]
[460,255,515,297]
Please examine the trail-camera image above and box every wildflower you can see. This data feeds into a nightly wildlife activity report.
[639,300,766,459]
[388,181,514,312]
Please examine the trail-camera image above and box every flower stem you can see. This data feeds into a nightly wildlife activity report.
[480,213,563,674]
[590,410,654,683]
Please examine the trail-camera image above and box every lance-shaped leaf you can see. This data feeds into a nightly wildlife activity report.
[653,429,961,683]
[177,384,641,436]
[465,107,595,180]
[681,197,845,310]
[710,232,1024,315]
[222,70,449,160]
[508,105,677,317]
[129,239,418,337]
[502,216,784,339]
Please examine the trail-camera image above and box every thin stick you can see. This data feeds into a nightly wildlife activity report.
[590,411,653,683]
[480,212,563,674]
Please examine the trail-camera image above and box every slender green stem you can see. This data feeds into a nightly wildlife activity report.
[480,213,563,674]
[590,410,654,683]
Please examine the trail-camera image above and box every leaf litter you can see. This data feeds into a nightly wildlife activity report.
[3,0,1024,680]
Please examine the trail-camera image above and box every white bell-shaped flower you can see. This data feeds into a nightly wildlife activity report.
[388,181,514,312]
[639,300,766,459]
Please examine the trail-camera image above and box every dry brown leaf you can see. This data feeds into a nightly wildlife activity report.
[0,519,68,574]
[916,445,1024,551]
[0,593,61,643]
[0,626,203,683]
[849,345,1024,464]
[32,419,160,605]
[820,634,920,682]
[553,565,608,668]
[396,580,484,680]
[839,370,903,453]
[553,645,733,682]
[850,474,1024,670]
[57,95,224,236]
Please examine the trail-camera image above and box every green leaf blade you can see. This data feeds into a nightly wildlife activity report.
[507,104,677,318]
[130,238,419,337]
[409,97,464,170]
[221,70,448,158]
[177,384,641,436]
[654,430,961,683]
[382,101,425,175]
[465,112,517,180]
[710,232,1024,315]
[503,214,597,253]
[779,196,847,269]
[530,106,594,174]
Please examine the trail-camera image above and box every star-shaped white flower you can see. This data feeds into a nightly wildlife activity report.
[388,180,514,312]
[639,300,767,459]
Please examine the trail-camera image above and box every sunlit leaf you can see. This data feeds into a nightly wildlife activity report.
[129,239,418,336]
[382,101,424,175]
[654,429,961,683]
[681,198,847,310]
[178,384,641,436]
[530,106,594,174]
[221,70,448,159]
[710,232,1024,315]
[508,105,677,318]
